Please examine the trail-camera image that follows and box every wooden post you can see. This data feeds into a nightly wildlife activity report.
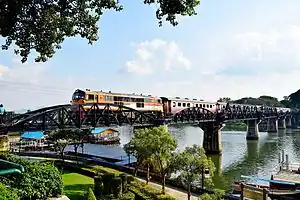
[263,188,268,200]
[286,154,289,170]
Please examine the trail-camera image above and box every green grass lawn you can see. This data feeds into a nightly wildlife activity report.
[62,171,94,200]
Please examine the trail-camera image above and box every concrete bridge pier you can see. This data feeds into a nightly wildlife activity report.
[278,117,286,130]
[267,118,278,133]
[245,119,261,140]
[199,121,222,155]
[286,117,292,129]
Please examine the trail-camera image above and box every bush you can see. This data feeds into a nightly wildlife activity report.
[102,173,116,195]
[120,191,135,200]
[111,177,122,198]
[127,175,135,184]
[0,153,63,199]
[87,188,97,200]
[0,184,19,200]
[94,175,103,198]
[120,173,128,192]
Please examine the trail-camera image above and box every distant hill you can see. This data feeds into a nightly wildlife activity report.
[232,95,284,107]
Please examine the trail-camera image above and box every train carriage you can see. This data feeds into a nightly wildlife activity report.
[71,89,291,118]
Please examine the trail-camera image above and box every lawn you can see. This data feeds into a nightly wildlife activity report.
[62,171,94,200]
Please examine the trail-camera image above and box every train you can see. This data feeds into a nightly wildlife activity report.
[71,89,291,116]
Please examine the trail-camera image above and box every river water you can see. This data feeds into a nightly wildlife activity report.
[67,125,300,190]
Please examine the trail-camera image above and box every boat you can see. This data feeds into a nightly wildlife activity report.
[87,127,121,145]
[232,175,300,198]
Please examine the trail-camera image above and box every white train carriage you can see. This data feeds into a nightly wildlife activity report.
[161,97,218,116]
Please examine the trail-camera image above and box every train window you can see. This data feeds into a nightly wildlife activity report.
[173,102,176,107]
[200,104,202,108]
[203,104,205,108]
[88,94,94,100]
[157,99,161,103]
[187,103,190,107]
[210,105,212,108]
[136,103,144,108]
[183,103,186,107]
[196,104,198,107]
[178,102,181,107]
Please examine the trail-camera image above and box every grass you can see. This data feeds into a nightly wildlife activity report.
[62,170,94,200]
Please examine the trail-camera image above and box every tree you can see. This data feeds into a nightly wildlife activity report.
[147,126,177,194]
[288,89,300,108]
[0,183,19,200]
[217,97,231,103]
[124,128,154,184]
[1,0,201,63]
[68,128,90,164]
[173,145,216,200]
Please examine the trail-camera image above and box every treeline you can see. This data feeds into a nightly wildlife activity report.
[218,89,300,108]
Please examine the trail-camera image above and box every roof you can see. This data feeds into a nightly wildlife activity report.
[90,128,118,134]
[21,131,44,139]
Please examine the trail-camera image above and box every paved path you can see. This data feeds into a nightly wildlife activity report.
[136,177,200,200]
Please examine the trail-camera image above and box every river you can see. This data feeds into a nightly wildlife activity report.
[66,125,300,191]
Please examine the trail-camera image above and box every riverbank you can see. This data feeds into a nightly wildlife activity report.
[222,121,246,131]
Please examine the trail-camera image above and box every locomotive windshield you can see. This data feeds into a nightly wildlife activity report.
[72,90,85,101]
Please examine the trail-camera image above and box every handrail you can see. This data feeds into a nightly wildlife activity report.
[0,158,25,175]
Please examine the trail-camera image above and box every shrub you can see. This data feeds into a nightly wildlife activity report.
[94,175,103,198]
[0,184,19,200]
[120,191,135,200]
[87,188,97,200]
[0,153,63,200]
[120,173,128,192]
[127,175,135,184]
[111,177,122,198]
[102,173,116,195]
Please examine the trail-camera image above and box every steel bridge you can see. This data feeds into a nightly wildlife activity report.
[0,103,300,155]
[0,103,298,132]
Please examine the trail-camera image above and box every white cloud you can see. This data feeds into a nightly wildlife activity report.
[123,39,191,75]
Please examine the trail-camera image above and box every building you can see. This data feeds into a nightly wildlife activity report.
[89,128,120,145]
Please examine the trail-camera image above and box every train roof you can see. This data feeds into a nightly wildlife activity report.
[76,89,160,99]
[162,96,216,103]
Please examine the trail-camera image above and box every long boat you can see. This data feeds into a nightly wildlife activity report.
[232,175,300,198]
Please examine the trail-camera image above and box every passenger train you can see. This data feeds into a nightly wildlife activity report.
[71,89,291,116]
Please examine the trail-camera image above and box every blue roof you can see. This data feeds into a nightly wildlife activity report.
[21,131,44,139]
[90,128,117,134]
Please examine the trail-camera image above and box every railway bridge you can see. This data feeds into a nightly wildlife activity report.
[0,103,299,155]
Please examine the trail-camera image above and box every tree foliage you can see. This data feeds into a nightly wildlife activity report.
[124,127,158,184]
[147,126,177,194]
[0,153,63,199]
[172,145,215,200]
[48,128,90,161]
[0,0,201,63]
[288,89,300,108]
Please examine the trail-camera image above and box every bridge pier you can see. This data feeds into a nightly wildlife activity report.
[286,117,292,129]
[200,121,222,155]
[267,119,278,133]
[278,118,286,130]
[245,119,261,140]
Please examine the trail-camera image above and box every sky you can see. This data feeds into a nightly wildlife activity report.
[1,0,300,111]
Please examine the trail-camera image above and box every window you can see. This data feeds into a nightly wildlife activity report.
[203,104,205,108]
[87,94,94,100]
[183,103,186,107]
[72,91,85,100]
[178,102,181,107]
[210,105,212,108]
[196,104,198,107]
[158,99,161,103]
[173,102,176,107]
[136,103,144,108]
[187,103,190,107]
[200,104,202,108]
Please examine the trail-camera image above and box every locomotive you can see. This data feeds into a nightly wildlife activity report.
[71,89,291,116]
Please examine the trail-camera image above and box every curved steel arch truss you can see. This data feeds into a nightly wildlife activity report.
[172,107,216,123]
[8,103,158,131]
